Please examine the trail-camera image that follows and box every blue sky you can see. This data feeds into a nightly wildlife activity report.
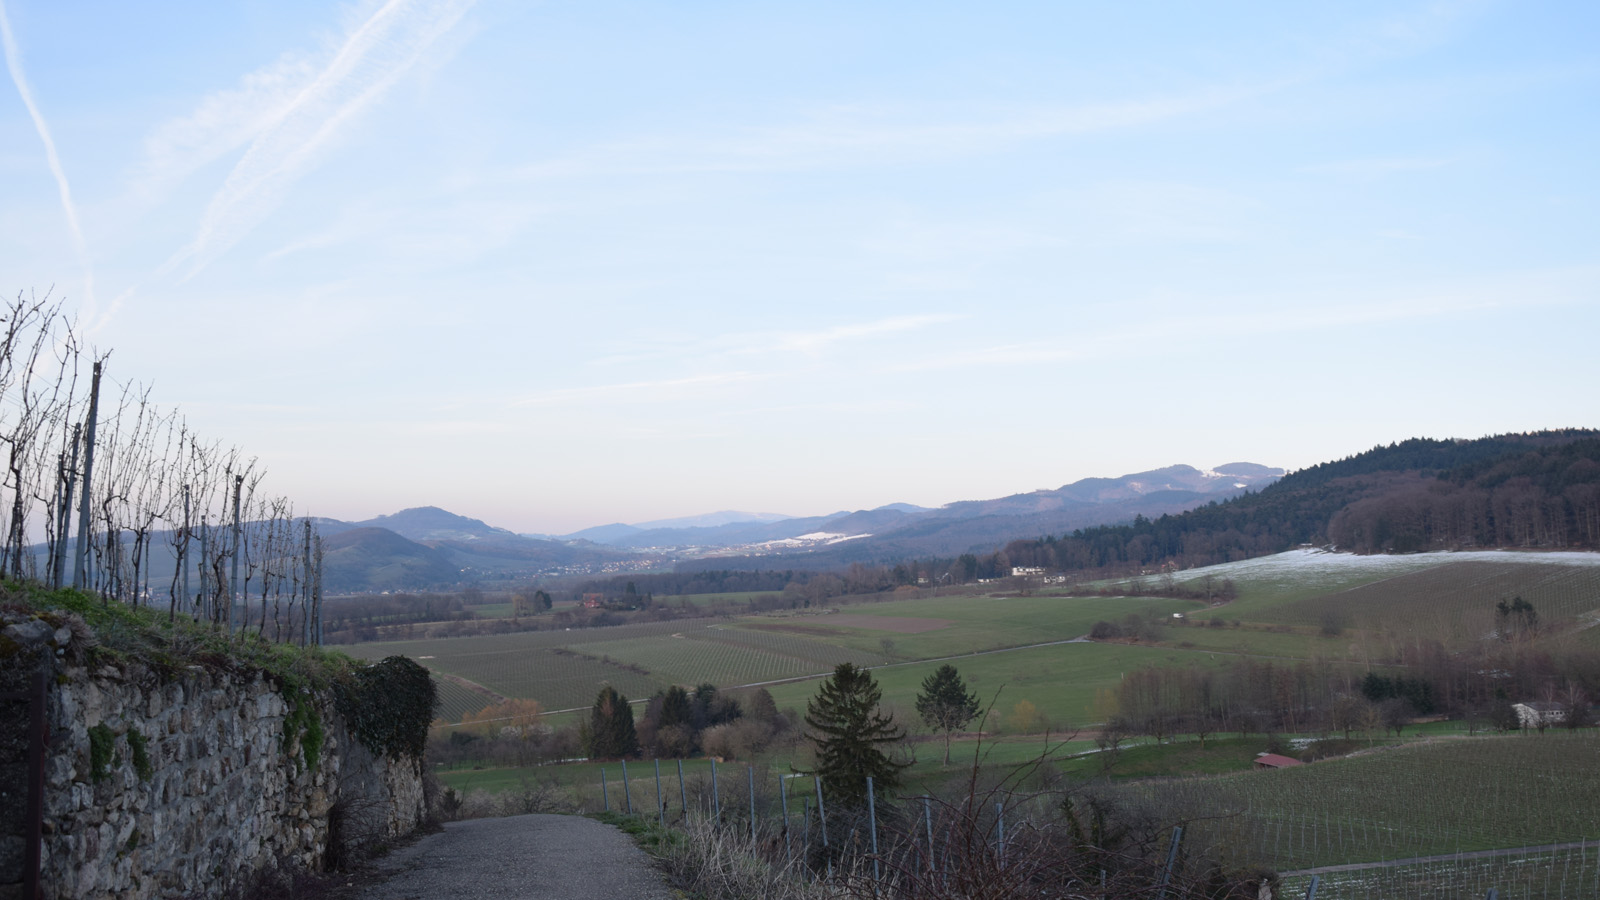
[2,0,1596,533]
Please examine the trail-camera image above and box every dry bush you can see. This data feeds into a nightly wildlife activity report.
[658,813,841,900]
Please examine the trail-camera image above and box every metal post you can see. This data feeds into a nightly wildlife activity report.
[1305,874,1320,900]
[1157,825,1183,897]
[749,766,756,844]
[73,361,101,590]
[924,796,935,874]
[711,758,720,820]
[1485,890,1498,900]
[867,776,881,888]
[601,769,609,812]
[678,759,686,815]
[622,760,633,814]
[995,802,1006,867]
[655,759,664,826]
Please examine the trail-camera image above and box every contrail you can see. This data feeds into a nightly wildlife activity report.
[0,0,95,309]
[164,0,474,279]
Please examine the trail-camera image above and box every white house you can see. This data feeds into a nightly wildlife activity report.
[1513,701,1567,729]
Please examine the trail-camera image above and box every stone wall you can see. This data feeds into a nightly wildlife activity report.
[1,612,426,900]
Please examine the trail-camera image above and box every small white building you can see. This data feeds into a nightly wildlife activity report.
[1012,566,1045,577]
[1513,701,1567,729]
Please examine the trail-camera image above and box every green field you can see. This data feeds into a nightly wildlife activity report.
[761,640,1231,730]
[354,592,1199,719]
[740,593,1199,660]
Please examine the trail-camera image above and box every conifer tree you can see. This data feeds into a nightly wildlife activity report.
[805,662,907,806]
[915,663,981,765]
[587,685,639,758]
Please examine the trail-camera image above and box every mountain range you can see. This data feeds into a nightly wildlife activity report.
[312,462,1282,590]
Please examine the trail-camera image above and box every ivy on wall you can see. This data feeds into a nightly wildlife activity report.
[333,656,436,761]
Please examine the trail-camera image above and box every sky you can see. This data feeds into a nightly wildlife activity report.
[2,1,1596,534]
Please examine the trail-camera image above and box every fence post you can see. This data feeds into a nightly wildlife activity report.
[867,776,881,890]
[73,361,101,591]
[601,769,609,812]
[655,759,664,826]
[1305,874,1319,900]
[995,802,1005,867]
[678,759,687,815]
[711,758,720,821]
[622,760,633,815]
[924,796,935,875]
[748,766,757,844]
[1485,890,1498,900]
[1157,825,1183,898]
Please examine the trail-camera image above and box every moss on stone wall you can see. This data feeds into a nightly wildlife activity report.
[88,723,115,783]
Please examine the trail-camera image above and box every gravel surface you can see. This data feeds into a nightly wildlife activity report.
[349,814,678,900]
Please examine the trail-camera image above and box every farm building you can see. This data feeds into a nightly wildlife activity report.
[1513,701,1567,729]
[1253,753,1303,770]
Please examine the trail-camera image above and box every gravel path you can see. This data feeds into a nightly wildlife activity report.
[349,814,677,900]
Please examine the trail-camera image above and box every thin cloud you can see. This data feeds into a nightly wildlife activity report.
[1,0,94,309]
[161,0,475,279]
[763,313,965,354]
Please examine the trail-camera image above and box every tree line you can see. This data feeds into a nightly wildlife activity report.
[1002,432,1600,578]
[1103,625,1600,748]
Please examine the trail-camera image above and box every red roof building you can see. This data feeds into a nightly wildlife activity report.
[1253,753,1303,770]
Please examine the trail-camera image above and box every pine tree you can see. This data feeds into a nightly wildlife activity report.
[659,684,693,730]
[587,685,639,759]
[915,663,981,765]
[805,663,908,807]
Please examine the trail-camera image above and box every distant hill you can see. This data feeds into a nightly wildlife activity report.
[355,506,516,542]
[320,527,460,593]
[581,463,1282,557]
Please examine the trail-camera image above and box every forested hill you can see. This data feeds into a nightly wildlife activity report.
[1002,431,1600,573]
